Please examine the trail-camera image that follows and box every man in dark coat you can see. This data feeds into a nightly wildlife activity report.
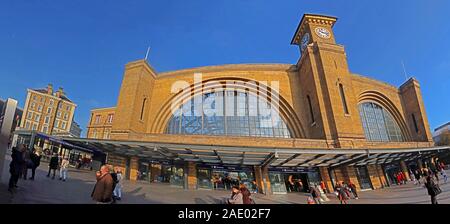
[47,153,59,179]
[30,150,42,180]
[424,169,441,204]
[8,145,25,193]
[91,165,114,204]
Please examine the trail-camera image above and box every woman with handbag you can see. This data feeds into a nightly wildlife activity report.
[424,170,441,204]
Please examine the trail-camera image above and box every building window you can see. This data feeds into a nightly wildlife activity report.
[61,121,66,130]
[32,95,37,101]
[107,114,114,123]
[95,115,101,124]
[103,130,110,139]
[339,84,349,115]
[412,113,419,133]
[38,105,43,112]
[55,120,60,128]
[25,121,30,129]
[140,98,147,121]
[35,114,40,122]
[44,116,50,124]
[27,112,32,119]
[42,126,48,133]
[358,102,404,142]
[58,104,63,109]
[47,107,52,114]
[40,97,44,103]
[49,99,54,105]
[31,102,36,109]
[166,90,292,138]
[32,123,37,130]
[307,95,315,124]
[57,111,61,118]
[64,113,68,120]
[66,105,71,111]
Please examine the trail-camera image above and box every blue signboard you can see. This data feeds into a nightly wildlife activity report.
[197,163,253,172]
[268,167,318,173]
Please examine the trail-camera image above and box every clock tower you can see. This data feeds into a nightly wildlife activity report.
[290,14,366,148]
[291,14,338,54]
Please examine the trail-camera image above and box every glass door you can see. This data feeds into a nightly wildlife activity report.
[170,166,185,188]
[197,168,212,189]
[268,172,287,194]
[356,166,373,190]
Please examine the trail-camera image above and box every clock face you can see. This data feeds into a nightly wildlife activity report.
[315,27,331,39]
[301,33,310,51]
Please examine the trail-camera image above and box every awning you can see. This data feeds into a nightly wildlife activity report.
[13,130,94,153]
[62,137,450,168]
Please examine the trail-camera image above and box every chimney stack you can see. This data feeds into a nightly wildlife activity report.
[47,84,53,95]
[56,87,64,98]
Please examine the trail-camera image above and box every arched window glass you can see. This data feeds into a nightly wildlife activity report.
[358,102,404,142]
[166,90,292,138]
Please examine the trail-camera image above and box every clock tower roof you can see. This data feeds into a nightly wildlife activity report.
[291,14,338,45]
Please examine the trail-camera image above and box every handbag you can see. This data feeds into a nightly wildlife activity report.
[433,185,442,195]
[26,159,34,168]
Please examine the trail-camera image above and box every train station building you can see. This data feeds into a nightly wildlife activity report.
[16,14,449,194]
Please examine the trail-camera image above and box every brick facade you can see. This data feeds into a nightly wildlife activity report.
[85,14,435,193]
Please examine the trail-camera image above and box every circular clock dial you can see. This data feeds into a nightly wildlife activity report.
[301,33,310,51]
[315,27,331,39]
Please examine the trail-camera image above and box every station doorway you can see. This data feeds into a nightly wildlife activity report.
[268,168,321,194]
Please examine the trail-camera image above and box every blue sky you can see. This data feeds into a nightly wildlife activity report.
[0,0,449,136]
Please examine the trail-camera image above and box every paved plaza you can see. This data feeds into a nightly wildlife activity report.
[1,155,449,204]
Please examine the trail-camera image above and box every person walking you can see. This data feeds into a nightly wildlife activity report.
[440,169,448,183]
[59,157,69,181]
[320,181,327,193]
[91,165,114,204]
[8,146,25,193]
[414,169,421,185]
[424,169,441,204]
[309,184,321,204]
[47,153,59,179]
[22,148,33,180]
[227,186,243,204]
[348,181,359,199]
[113,169,123,201]
[29,149,42,180]
[251,180,258,194]
[239,184,253,204]
[335,183,348,204]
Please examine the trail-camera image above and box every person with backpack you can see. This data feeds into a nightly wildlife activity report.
[424,168,441,204]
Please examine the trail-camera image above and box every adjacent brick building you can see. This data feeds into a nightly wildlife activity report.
[19,84,77,135]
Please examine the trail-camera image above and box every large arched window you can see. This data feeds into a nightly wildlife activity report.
[165,90,292,138]
[358,102,404,142]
